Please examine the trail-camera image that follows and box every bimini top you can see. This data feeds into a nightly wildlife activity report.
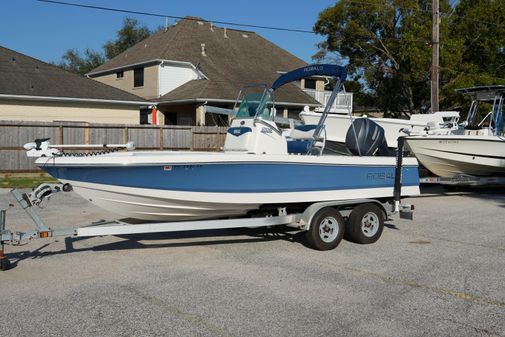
[271,64,347,91]
[456,85,505,101]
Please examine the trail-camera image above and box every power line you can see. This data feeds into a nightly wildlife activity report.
[37,0,504,44]
[36,0,315,34]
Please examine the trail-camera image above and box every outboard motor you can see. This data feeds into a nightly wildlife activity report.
[345,118,390,156]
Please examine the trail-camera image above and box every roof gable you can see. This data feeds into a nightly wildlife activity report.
[89,17,319,106]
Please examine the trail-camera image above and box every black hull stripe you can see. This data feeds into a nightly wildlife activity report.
[423,148,505,160]
[407,137,505,144]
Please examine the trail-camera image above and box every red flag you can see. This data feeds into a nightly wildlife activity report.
[151,106,157,125]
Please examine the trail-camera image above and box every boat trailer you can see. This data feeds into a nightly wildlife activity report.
[0,184,414,271]
[420,175,505,186]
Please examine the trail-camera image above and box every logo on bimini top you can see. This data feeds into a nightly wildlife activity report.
[304,65,323,72]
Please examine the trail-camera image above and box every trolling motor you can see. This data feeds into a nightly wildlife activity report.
[24,138,60,157]
[24,138,136,158]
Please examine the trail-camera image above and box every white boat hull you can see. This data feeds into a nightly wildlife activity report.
[300,111,458,148]
[61,180,259,221]
[405,136,505,177]
[62,180,420,221]
[301,112,425,148]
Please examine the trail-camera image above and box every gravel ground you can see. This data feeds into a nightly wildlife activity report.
[0,186,504,337]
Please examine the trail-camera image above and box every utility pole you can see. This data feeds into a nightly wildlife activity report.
[431,0,440,112]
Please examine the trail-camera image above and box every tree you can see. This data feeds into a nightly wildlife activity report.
[441,0,505,114]
[57,17,152,75]
[58,48,105,75]
[313,0,454,117]
[103,17,152,60]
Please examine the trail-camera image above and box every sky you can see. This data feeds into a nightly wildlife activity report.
[1,0,336,64]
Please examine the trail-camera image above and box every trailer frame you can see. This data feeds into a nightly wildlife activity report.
[420,175,505,186]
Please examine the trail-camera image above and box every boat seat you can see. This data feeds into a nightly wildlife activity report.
[286,124,324,154]
[289,124,317,139]
[287,139,312,154]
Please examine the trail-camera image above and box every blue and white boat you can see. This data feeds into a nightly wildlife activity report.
[32,65,420,221]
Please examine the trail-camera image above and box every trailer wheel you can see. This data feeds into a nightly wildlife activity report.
[306,207,344,251]
[347,203,384,244]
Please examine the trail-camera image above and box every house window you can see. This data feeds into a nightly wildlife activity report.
[140,107,150,124]
[133,67,144,87]
[304,79,317,90]
[116,71,124,79]
[287,109,301,120]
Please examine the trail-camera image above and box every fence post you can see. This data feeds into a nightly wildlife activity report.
[58,125,63,145]
[84,123,89,145]
[191,126,195,151]
[124,126,129,143]
[159,126,163,150]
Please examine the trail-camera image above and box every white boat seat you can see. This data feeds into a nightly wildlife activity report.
[286,124,327,154]
[289,124,317,139]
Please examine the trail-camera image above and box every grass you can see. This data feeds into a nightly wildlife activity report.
[0,173,57,189]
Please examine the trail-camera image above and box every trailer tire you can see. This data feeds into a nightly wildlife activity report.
[0,258,11,271]
[306,207,344,251]
[347,203,384,244]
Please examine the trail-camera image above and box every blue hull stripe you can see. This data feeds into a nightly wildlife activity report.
[42,163,419,193]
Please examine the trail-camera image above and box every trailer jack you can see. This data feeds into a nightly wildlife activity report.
[0,210,11,271]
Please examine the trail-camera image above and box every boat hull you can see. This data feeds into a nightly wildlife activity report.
[405,136,505,177]
[38,152,420,221]
[301,112,425,148]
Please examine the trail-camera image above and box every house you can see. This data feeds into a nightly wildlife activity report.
[0,46,148,124]
[88,17,350,126]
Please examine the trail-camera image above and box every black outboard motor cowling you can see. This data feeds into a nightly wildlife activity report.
[345,118,388,156]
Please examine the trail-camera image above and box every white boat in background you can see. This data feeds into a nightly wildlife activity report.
[26,64,420,221]
[405,85,505,178]
[300,107,460,148]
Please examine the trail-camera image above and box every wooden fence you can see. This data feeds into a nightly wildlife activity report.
[0,121,228,172]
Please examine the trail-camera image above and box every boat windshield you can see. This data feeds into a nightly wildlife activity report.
[234,86,274,120]
[465,96,504,135]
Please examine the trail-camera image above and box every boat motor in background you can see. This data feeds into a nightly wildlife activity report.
[345,118,391,156]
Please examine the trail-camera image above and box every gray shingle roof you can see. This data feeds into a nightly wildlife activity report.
[90,17,320,106]
[157,79,319,106]
[0,46,147,103]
